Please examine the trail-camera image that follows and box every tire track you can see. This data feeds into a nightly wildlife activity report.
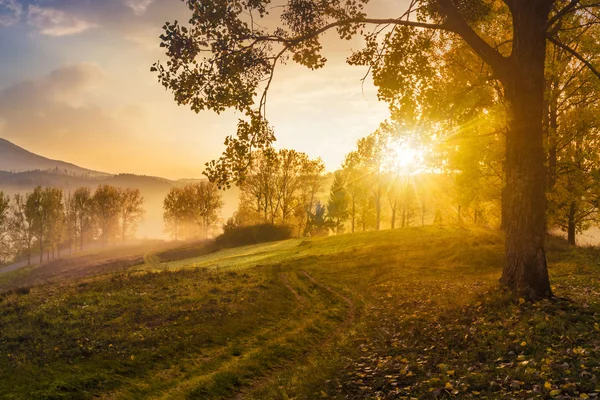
[279,272,307,306]
[301,270,355,323]
[231,271,357,399]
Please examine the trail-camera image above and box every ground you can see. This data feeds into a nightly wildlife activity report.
[2,226,600,399]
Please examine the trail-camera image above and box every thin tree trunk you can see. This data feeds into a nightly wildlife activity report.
[567,202,576,246]
[499,1,552,300]
[401,204,406,228]
[39,229,43,264]
[351,197,355,233]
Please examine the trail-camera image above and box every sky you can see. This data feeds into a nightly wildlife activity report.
[0,0,404,179]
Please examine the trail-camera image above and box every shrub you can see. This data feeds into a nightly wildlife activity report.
[216,223,292,249]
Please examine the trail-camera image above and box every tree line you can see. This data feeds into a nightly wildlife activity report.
[0,185,144,265]
[225,149,326,237]
[224,142,440,237]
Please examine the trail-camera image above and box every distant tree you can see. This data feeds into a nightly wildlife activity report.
[46,192,65,260]
[306,201,332,237]
[27,187,63,263]
[0,192,10,263]
[9,193,36,265]
[192,182,223,239]
[163,186,186,240]
[296,158,325,236]
[342,151,368,233]
[239,149,279,224]
[118,188,145,244]
[72,187,93,251]
[63,191,77,253]
[399,178,417,228]
[236,149,324,234]
[327,171,349,234]
[93,185,121,247]
[357,124,393,231]
[163,183,223,240]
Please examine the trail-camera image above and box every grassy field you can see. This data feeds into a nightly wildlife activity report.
[2,226,600,399]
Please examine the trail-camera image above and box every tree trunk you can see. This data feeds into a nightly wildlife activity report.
[351,198,355,233]
[499,1,552,300]
[567,202,576,246]
[391,205,396,229]
[39,230,43,264]
[401,204,406,228]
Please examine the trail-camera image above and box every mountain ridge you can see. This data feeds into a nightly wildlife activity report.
[0,138,110,177]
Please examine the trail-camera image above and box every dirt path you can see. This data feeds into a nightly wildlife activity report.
[301,270,356,323]
[232,270,357,400]
[278,272,307,306]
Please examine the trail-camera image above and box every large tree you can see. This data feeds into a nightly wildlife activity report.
[155,0,600,299]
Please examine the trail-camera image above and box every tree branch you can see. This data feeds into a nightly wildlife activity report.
[547,0,583,29]
[547,35,600,80]
[282,17,452,47]
[436,0,508,74]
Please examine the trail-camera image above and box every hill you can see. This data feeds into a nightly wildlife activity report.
[0,138,108,177]
[2,226,600,399]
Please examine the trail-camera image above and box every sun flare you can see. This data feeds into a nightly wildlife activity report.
[385,141,425,174]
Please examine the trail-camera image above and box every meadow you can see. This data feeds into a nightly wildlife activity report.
[2,226,600,399]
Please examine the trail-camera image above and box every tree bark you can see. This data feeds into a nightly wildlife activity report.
[499,1,552,300]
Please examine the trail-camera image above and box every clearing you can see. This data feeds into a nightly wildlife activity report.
[2,226,600,399]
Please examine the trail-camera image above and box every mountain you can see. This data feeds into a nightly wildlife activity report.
[0,138,109,177]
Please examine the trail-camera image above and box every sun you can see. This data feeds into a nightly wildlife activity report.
[385,141,425,175]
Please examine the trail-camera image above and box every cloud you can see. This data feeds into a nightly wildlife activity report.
[20,0,185,42]
[125,0,154,16]
[27,5,95,36]
[0,63,126,154]
[0,0,22,26]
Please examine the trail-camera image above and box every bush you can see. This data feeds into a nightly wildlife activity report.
[156,240,218,262]
[216,223,292,249]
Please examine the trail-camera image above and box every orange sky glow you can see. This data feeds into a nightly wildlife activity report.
[0,0,409,179]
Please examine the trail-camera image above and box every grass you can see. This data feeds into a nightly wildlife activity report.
[2,226,600,399]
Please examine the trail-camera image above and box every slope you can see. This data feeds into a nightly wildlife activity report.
[2,226,600,399]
